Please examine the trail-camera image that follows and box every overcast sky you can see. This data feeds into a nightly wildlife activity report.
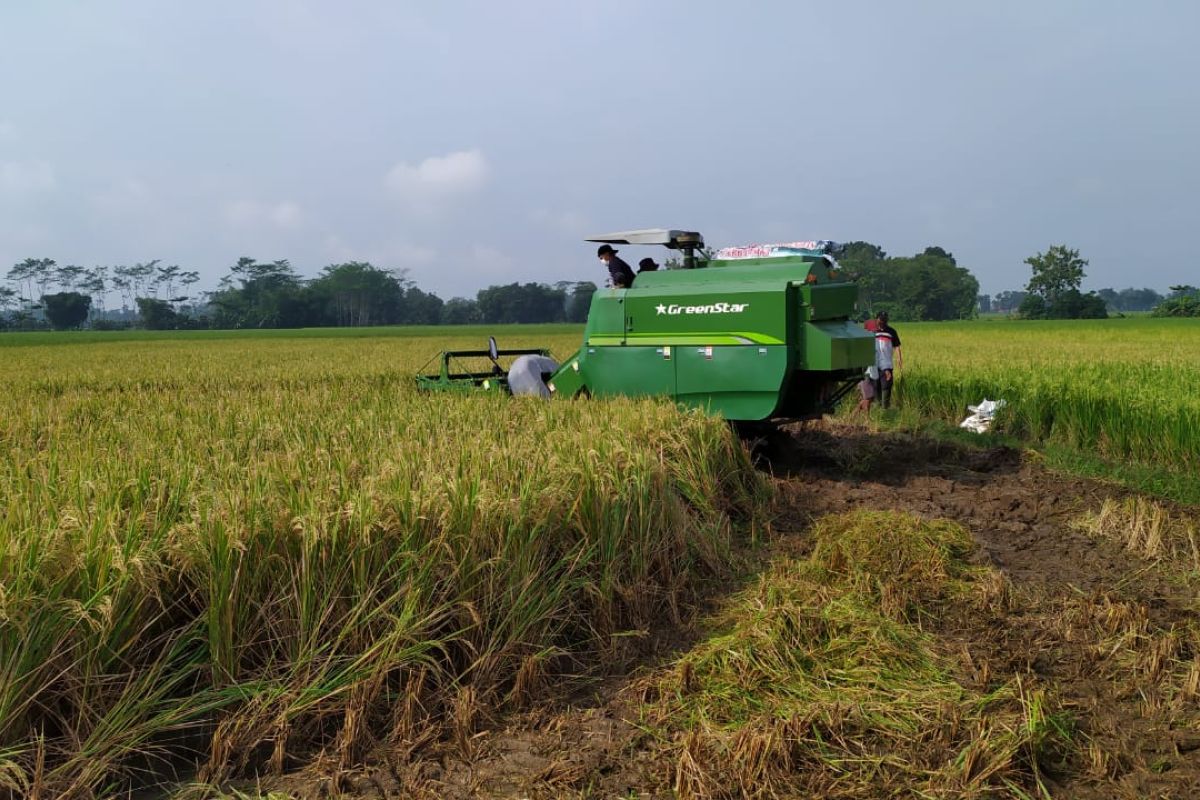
[2,1,1197,299]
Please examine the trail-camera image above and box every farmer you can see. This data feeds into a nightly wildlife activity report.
[871,311,903,408]
[597,244,636,289]
[637,257,660,274]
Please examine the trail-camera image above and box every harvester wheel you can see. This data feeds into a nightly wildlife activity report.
[732,420,783,466]
[732,420,779,440]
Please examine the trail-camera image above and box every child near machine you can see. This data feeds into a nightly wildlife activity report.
[856,366,878,414]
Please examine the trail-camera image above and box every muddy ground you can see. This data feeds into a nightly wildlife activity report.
[271,422,1200,799]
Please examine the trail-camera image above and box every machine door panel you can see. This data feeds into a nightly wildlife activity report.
[583,345,676,398]
[675,345,788,420]
[584,291,627,346]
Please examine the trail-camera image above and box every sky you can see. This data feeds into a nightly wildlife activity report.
[1,0,1197,300]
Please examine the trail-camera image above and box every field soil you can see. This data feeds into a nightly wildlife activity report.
[266,422,1200,800]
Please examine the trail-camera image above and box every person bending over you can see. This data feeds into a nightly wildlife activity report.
[597,244,635,289]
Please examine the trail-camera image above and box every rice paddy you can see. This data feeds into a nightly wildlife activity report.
[891,317,1200,473]
[2,316,1197,798]
[0,327,762,796]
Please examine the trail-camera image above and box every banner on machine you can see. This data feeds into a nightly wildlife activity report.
[715,241,838,260]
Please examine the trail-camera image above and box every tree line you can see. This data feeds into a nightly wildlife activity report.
[979,287,1172,315]
[3,246,1195,331]
[0,256,597,331]
[841,240,1196,320]
[998,245,1196,319]
[835,242,980,321]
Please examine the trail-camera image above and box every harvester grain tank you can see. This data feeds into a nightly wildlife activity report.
[417,229,875,422]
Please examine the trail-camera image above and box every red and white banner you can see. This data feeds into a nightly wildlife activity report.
[715,241,831,260]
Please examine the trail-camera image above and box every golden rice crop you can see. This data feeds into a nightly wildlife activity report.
[0,328,765,797]
[892,318,1200,471]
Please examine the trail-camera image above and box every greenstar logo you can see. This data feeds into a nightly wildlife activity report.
[655,302,749,315]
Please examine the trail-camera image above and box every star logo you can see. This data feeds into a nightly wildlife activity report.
[655,304,667,314]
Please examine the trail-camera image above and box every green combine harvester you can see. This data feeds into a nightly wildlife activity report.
[417,229,875,422]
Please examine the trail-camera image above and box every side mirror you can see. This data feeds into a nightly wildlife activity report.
[487,336,503,375]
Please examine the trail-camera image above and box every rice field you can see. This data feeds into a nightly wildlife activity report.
[0,327,763,797]
[892,318,1200,474]
[2,316,1196,797]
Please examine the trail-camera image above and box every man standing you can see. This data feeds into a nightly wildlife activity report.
[637,257,660,274]
[872,310,902,408]
[597,244,636,289]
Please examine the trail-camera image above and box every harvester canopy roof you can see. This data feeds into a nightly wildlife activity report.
[585,229,705,249]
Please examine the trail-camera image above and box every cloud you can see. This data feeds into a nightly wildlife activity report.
[387,241,438,266]
[530,208,589,236]
[91,178,152,215]
[469,244,515,270]
[0,160,55,194]
[0,121,16,142]
[385,149,489,203]
[224,199,303,230]
[322,234,437,270]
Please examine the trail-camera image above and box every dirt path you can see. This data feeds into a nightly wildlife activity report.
[276,423,1200,799]
[765,423,1200,799]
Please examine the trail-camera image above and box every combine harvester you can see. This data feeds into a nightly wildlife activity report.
[417,229,874,423]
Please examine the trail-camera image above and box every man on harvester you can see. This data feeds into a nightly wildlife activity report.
[596,244,636,288]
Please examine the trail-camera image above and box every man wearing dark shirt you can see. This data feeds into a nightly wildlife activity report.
[597,244,636,289]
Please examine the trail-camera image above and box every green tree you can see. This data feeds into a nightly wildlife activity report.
[476,283,567,324]
[1021,245,1106,319]
[7,258,56,307]
[307,262,404,326]
[78,267,108,317]
[112,261,159,307]
[152,263,182,299]
[54,264,88,291]
[209,257,306,327]
[1095,286,1157,312]
[1024,245,1087,306]
[402,287,444,325]
[1052,290,1107,319]
[837,241,887,264]
[41,291,92,329]
[175,270,200,305]
[136,297,180,329]
[565,281,597,322]
[1018,293,1048,319]
[441,297,481,324]
[920,245,955,264]
[1153,286,1200,317]
[992,290,1027,314]
[849,246,978,321]
[0,286,16,316]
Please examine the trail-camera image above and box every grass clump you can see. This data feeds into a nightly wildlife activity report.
[642,510,1072,799]
[1072,496,1200,574]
